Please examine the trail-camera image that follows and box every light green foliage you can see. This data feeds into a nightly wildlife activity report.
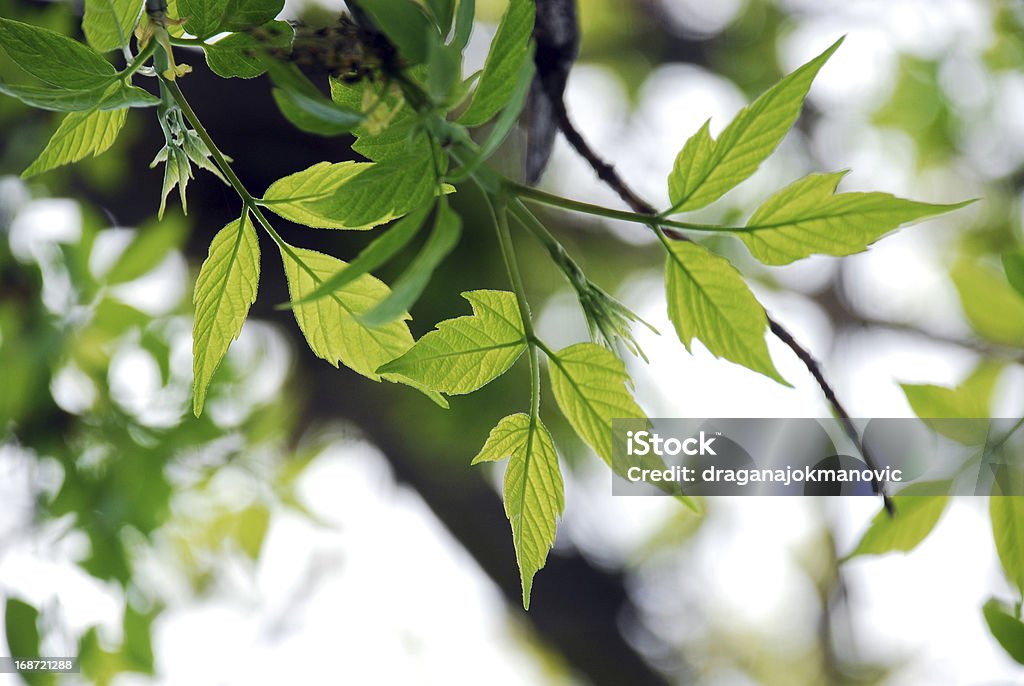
[22,107,127,178]
[329,79,430,161]
[294,205,432,307]
[901,363,1001,444]
[664,239,785,383]
[548,342,646,465]
[378,290,527,394]
[458,0,535,127]
[83,0,142,53]
[358,0,437,64]
[1003,250,1024,299]
[268,62,363,135]
[953,258,1024,345]
[363,200,462,326]
[205,21,293,79]
[473,413,564,609]
[667,39,841,213]
[263,157,435,230]
[983,598,1024,664]
[152,145,191,219]
[738,172,971,265]
[280,245,446,406]
[847,486,949,558]
[192,214,261,416]
[991,495,1024,594]
[0,17,115,89]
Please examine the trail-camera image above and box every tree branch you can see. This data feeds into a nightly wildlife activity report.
[538,77,895,514]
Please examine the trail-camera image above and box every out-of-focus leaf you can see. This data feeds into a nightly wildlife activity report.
[983,598,1024,664]
[952,258,1024,345]
[847,484,949,558]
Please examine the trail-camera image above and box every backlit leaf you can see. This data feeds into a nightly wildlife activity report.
[473,413,564,609]
[192,214,260,416]
[458,0,534,127]
[664,239,785,383]
[83,0,142,53]
[22,107,127,178]
[377,290,526,394]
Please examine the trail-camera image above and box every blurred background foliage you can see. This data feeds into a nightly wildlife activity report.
[1,0,1024,684]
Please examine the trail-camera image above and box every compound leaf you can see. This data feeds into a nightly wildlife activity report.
[192,213,260,416]
[473,413,564,609]
[377,289,526,394]
[664,239,786,383]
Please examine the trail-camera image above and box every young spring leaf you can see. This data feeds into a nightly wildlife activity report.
[22,107,127,178]
[901,363,1001,444]
[663,239,786,383]
[0,17,116,90]
[473,413,564,609]
[377,290,526,394]
[192,213,260,416]
[361,200,461,326]
[846,485,949,558]
[1003,251,1024,299]
[547,342,645,465]
[357,0,437,65]
[737,172,972,265]
[205,21,294,79]
[280,244,447,407]
[178,0,230,39]
[991,494,1024,594]
[262,157,436,230]
[667,38,842,214]
[458,0,535,127]
[982,598,1024,664]
[83,0,143,53]
[0,81,159,112]
[953,258,1024,345]
[291,204,431,308]
[329,79,431,161]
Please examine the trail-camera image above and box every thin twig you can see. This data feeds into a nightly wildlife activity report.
[539,80,895,514]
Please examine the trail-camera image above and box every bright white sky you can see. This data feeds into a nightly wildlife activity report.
[2,0,1024,684]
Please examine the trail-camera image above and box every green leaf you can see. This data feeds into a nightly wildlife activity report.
[452,0,475,51]
[1003,251,1024,299]
[846,485,949,558]
[105,214,188,284]
[152,145,192,219]
[362,200,461,326]
[667,38,842,213]
[292,204,431,308]
[83,0,143,53]
[425,0,455,35]
[473,413,564,609]
[329,79,430,161]
[272,88,362,135]
[953,258,1024,345]
[22,107,127,178]
[357,0,437,65]
[983,598,1024,664]
[178,0,230,39]
[0,17,116,90]
[281,244,447,407]
[991,495,1024,594]
[664,239,786,383]
[0,81,159,112]
[548,342,645,465]
[205,21,293,79]
[378,290,526,394]
[192,214,260,416]
[221,0,285,32]
[426,31,463,106]
[458,0,534,127]
[263,156,436,230]
[901,363,1001,444]
[737,172,972,265]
